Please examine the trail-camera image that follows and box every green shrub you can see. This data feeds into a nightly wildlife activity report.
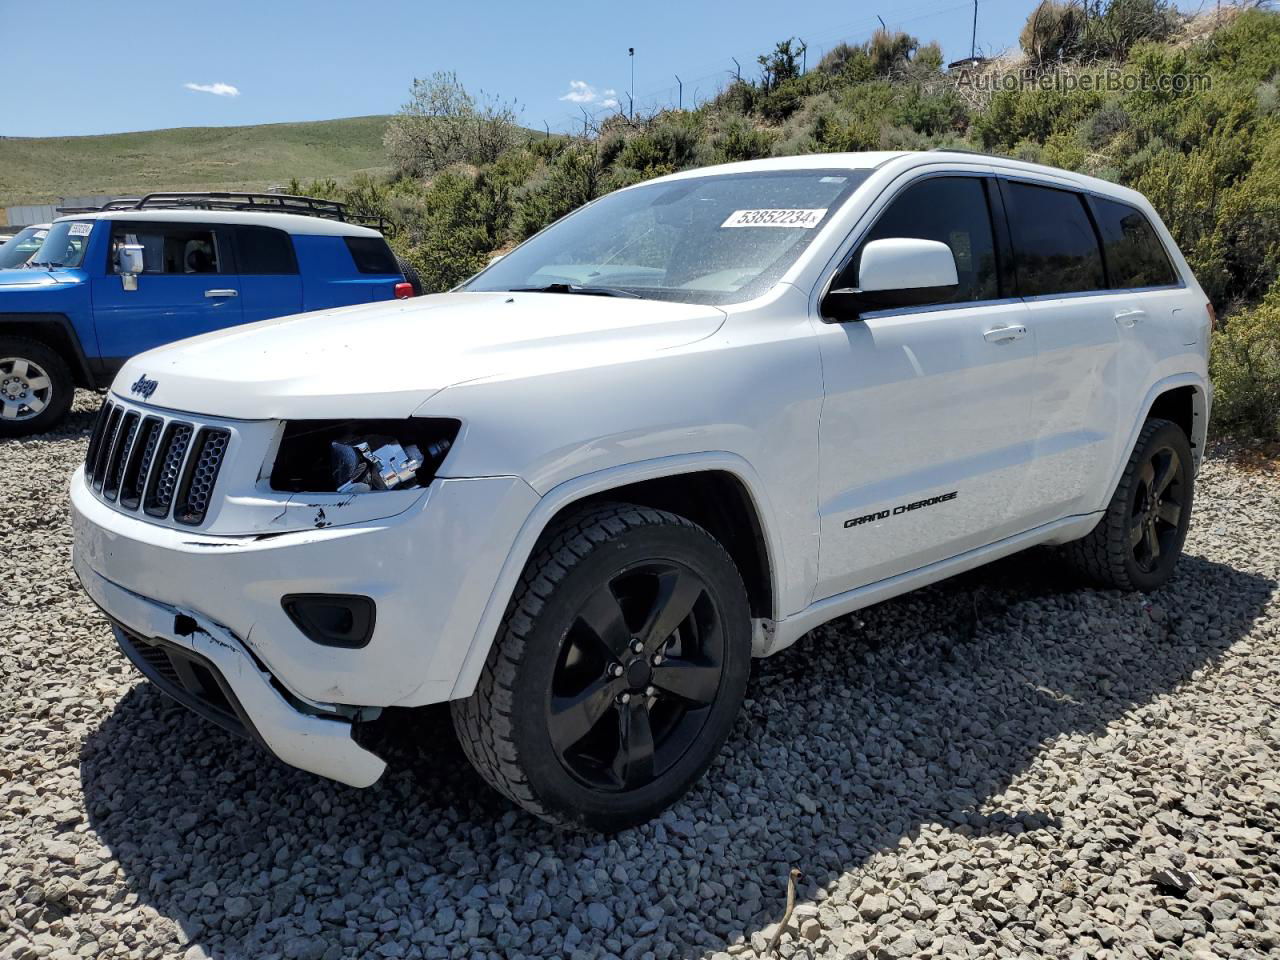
[1210,282,1280,439]
[974,83,1106,150]
[514,146,606,238]
[617,114,704,174]
[866,29,917,76]
[710,117,776,163]
[894,86,968,136]
[1081,0,1179,61]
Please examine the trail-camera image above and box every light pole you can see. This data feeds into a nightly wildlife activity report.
[628,47,635,121]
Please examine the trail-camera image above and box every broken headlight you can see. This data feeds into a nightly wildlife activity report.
[269,419,460,493]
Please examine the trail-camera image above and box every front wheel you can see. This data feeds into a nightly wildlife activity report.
[0,337,74,438]
[451,503,752,831]
[1061,417,1194,592]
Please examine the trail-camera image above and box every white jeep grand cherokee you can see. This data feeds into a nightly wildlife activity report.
[71,151,1212,830]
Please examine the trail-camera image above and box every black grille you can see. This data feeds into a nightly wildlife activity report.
[143,422,193,518]
[119,417,163,510]
[102,412,139,502]
[87,401,232,526]
[84,401,114,481]
[90,406,122,491]
[174,428,230,526]
[130,636,183,687]
[113,627,253,742]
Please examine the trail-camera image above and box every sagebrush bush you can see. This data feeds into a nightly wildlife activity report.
[1210,283,1280,439]
[1020,1,1087,64]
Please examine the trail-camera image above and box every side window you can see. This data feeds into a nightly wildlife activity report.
[1003,182,1105,297]
[1091,197,1178,289]
[849,176,1000,305]
[344,236,399,274]
[111,225,222,275]
[236,225,299,274]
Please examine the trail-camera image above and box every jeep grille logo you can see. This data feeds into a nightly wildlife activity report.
[130,374,158,400]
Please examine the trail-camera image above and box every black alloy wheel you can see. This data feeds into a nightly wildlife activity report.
[548,560,726,792]
[451,503,751,831]
[1061,417,1194,592]
[1129,443,1187,575]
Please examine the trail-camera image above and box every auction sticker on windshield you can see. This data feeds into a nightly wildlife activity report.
[721,208,828,228]
[68,223,94,237]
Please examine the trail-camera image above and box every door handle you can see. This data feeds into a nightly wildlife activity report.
[204,289,238,298]
[1114,308,1145,327]
[983,324,1028,343]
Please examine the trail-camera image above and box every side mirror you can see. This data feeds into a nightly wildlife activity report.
[822,237,960,322]
[116,244,145,290]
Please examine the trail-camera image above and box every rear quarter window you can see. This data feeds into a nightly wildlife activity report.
[344,236,399,274]
[236,225,298,274]
[1091,197,1179,289]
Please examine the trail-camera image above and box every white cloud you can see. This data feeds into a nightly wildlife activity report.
[184,82,240,97]
[559,80,618,107]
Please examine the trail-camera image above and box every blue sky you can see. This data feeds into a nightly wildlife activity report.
[6,0,1081,137]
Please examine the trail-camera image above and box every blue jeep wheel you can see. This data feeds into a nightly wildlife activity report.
[0,336,74,437]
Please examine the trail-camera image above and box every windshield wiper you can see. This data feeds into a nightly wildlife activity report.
[28,261,64,268]
[508,282,640,299]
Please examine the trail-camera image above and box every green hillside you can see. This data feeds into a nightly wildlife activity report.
[0,115,393,208]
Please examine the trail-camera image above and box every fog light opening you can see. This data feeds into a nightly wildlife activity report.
[282,594,376,649]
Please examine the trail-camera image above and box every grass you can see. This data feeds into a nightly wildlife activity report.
[0,115,394,209]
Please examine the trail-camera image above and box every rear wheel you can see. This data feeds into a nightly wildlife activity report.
[1062,418,1193,592]
[451,503,751,831]
[0,337,73,437]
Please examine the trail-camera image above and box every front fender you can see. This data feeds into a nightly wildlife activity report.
[446,451,789,701]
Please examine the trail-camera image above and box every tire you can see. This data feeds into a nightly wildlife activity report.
[0,336,74,438]
[394,255,424,296]
[451,502,752,831]
[1061,418,1194,592]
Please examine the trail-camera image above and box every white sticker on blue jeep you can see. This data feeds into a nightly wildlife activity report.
[68,222,94,237]
[720,208,828,228]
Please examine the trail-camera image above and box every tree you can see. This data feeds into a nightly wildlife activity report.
[383,71,520,177]
[758,38,803,92]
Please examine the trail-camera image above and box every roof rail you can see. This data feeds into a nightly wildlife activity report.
[926,147,998,157]
[56,191,388,232]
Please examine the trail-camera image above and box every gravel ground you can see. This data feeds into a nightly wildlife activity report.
[2,393,1279,960]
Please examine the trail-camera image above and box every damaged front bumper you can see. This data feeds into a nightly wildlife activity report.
[76,562,387,787]
[70,462,543,786]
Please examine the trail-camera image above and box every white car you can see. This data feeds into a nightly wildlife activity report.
[70,151,1212,830]
[0,223,51,269]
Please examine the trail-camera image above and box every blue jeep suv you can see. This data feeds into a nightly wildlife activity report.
[0,192,417,436]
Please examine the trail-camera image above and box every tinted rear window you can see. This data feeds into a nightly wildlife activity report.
[1004,181,1105,297]
[344,236,399,274]
[1092,197,1178,289]
[236,225,298,274]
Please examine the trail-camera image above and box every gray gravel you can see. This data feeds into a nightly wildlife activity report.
[2,394,1279,960]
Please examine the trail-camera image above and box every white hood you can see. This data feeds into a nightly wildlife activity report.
[113,292,727,420]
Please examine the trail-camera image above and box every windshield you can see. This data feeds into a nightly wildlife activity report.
[0,226,50,269]
[463,169,869,305]
[28,220,93,269]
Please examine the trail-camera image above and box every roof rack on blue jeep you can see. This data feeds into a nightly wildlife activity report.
[56,191,388,232]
